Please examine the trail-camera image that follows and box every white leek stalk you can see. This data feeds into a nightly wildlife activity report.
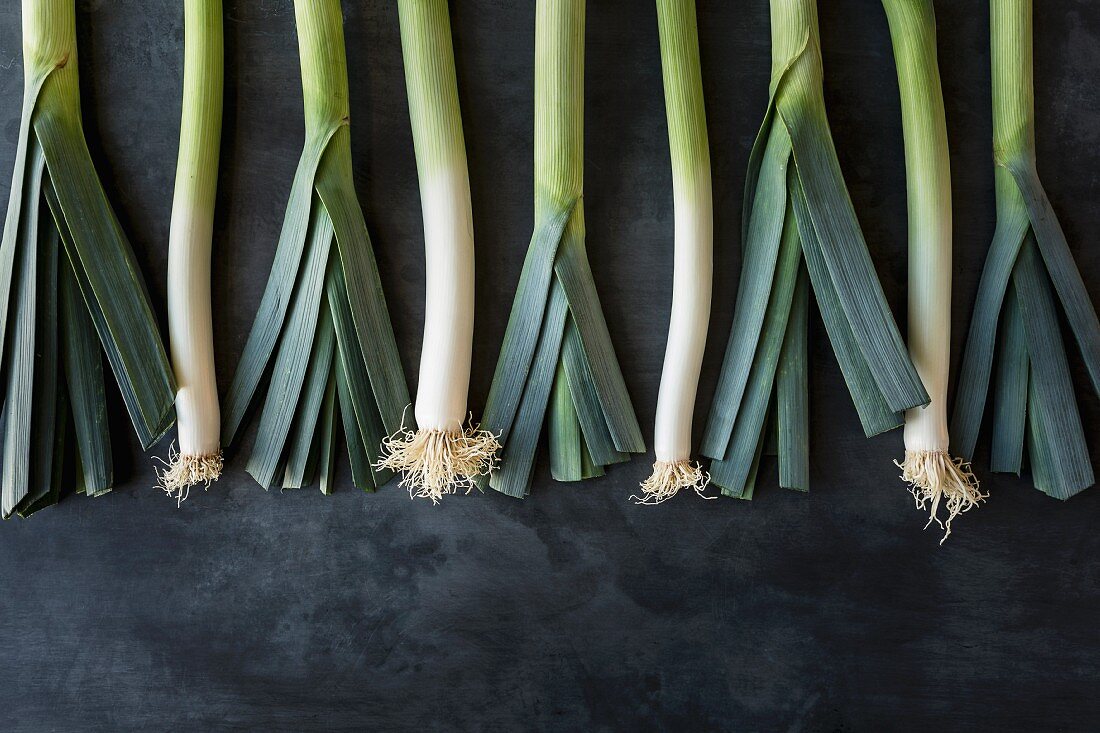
[637,0,712,504]
[160,0,224,500]
[883,0,983,539]
[380,0,498,501]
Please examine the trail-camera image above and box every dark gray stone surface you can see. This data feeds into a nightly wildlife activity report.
[0,1,1097,730]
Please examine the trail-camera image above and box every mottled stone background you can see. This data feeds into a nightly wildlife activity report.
[0,1,1097,731]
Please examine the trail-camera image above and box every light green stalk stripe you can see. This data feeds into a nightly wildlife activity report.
[656,0,709,196]
[534,0,583,218]
[882,0,951,452]
[174,0,222,218]
[297,0,349,140]
[397,0,467,176]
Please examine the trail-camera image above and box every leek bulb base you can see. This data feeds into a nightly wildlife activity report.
[633,460,712,506]
[377,419,500,503]
[158,444,223,506]
[897,450,985,544]
[902,403,949,454]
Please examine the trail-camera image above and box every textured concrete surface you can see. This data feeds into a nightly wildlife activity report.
[0,1,1097,731]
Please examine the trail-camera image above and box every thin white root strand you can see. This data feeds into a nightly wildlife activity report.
[156,444,223,507]
[896,450,986,544]
[377,424,501,504]
[631,460,714,505]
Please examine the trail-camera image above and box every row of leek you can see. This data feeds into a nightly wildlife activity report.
[1,0,1094,541]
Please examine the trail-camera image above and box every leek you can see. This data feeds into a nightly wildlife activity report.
[222,0,410,493]
[951,0,1099,499]
[480,0,645,497]
[882,0,984,540]
[379,0,499,502]
[0,0,176,518]
[159,0,224,501]
[701,0,928,499]
[635,0,713,504]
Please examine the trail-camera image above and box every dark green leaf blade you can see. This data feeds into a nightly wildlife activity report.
[560,319,626,467]
[1012,238,1093,497]
[777,264,810,491]
[314,129,411,437]
[317,368,338,495]
[1006,159,1100,398]
[948,207,1031,460]
[549,360,583,482]
[0,72,54,362]
[283,305,336,490]
[481,203,576,443]
[60,256,112,495]
[327,253,394,490]
[701,121,791,458]
[35,112,175,449]
[221,125,342,446]
[245,204,333,489]
[709,200,802,495]
[793,173,902,437]
[552,224,644,453]
[490,283,570,498]
[17,220,61,514]
[778,79,927,414]
[1,178,40,518]
[336,355,375,492]
[990,286,1028,475]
